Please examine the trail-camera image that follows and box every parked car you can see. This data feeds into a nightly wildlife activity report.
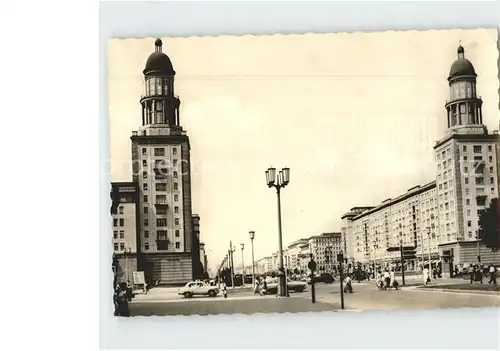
[178,281,219,298]
[307,273,335,284]
[265,277,307,294]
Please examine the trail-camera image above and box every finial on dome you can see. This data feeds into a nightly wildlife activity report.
[155,38,163,52]
[457,42,464,59]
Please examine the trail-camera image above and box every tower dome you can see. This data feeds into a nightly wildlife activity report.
[143,39,176,76]
[448,44,476,82]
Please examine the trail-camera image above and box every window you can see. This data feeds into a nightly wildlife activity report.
[489,156,493,162]
[488,145,492,152]
[118,206,124,214]
[144,207,148,214]
[173,183,178,190]
[491,177,495,184]
[490,167,494,173]
[155,101,163,110]
[113,218,118,226]
[464,156,468,161]
[154,148,165,156]
[119,218,124,226]
[174,206,179,214]
[473,146,482,153]
[114,243,119,251]
[477,197,486,206]
[156,207,167,215]
[174,194,179,202]
[157,218,167,227]
[156,195,167,204]
[466,199,471,205]
[175,218,180,225]
[463,145,467,152]
[119,230,124,239]
[142,171,147,179]
[145,242,149,250]
[143,183,148,191]
[172,148,177,155]
[465,188,470,195]
[144,219,149,226]
[157,230,168,240]
[475,177,484,185]
[465,178,469,184]
[175,242,180,249]
[142,160,147,167]
[113,230,118,239]
[143,195,148,202]
[120,243,125,251]
[155,183,167,191]
[173,159,178,167]
[142,148,147,155]
[173,171,178,178]
[175,230,180,237]
[466,210,471,216]
[145,230,149,238]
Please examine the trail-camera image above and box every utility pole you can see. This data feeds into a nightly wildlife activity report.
[338,252,345,310]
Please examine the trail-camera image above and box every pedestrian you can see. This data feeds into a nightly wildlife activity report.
[390,269,398,290]
[222,281,228,298]
[114,282,130,317]
[423,266,430,286]
[383,270,391,290]
[468,264,475,284]
[488,264,497,285]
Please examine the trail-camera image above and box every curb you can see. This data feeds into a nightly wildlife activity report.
[414,287,500,296]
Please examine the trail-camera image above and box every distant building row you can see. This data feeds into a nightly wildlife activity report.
[252,232,343,274]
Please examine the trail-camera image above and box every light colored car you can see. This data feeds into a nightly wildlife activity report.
[178,281,219,298]
[265,277,307,294]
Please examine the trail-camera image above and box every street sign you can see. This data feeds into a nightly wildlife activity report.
[308,260,317,271]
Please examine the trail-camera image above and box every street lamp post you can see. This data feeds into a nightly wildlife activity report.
[265,167,290,297]
[476,230,481,263]
[124,247,132,284]
[229,241,235,289]
[249,231,256,286]
[240,243,245,286]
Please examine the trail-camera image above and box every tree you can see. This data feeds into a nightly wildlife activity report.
[478,198,499,252]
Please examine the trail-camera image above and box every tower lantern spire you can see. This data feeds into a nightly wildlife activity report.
[155,38,163,53]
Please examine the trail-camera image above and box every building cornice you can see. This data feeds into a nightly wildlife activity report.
[434,131,498,149]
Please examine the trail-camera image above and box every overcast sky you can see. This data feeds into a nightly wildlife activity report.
[108,29,499,271]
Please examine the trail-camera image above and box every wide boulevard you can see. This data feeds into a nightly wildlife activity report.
[128,278,499,316]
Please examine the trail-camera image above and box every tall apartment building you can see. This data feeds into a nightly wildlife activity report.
[129,39,195,284]
[110,182,140,283]
[342,45,500,275]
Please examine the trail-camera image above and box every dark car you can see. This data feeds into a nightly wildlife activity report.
[308,273,335,284]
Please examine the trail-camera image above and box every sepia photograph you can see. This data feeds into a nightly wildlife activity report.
[107,29,499,317]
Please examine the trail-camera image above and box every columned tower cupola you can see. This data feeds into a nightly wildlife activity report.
[140,39,181,127]
[445,44,484,130]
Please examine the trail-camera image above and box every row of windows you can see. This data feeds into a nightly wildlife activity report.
[142,147,178,156]
[113,218,124,227]
[143,182,179,191]
[463,177,495,185]
[142,193,179,202]
[141,242,181,251]
[143,206,180,214]
[143,229,180,238]
[143,218,180,226]
[462,145,494,153]
[113,230,125,239]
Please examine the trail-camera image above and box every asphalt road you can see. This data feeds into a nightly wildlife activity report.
[129,296,340,316]
[127,280,499,316]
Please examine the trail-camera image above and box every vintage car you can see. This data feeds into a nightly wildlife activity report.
[307,273,335,284]
[178,281,219,298]
[265,277,307,294]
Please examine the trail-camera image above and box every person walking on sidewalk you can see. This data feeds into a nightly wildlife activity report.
[488,264,497,285]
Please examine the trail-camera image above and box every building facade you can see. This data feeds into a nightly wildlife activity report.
[124,39,198,285]
[110,182,140,283]
[342,45,500,275]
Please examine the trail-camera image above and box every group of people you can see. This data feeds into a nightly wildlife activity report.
[376,269,399,290]
[467,263,497,285]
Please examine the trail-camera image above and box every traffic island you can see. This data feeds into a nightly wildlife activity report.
[419,283,500,293]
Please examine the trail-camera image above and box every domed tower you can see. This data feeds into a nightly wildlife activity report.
[130,39,195,285]
[445,44,485,132]
[140,39,181,128]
